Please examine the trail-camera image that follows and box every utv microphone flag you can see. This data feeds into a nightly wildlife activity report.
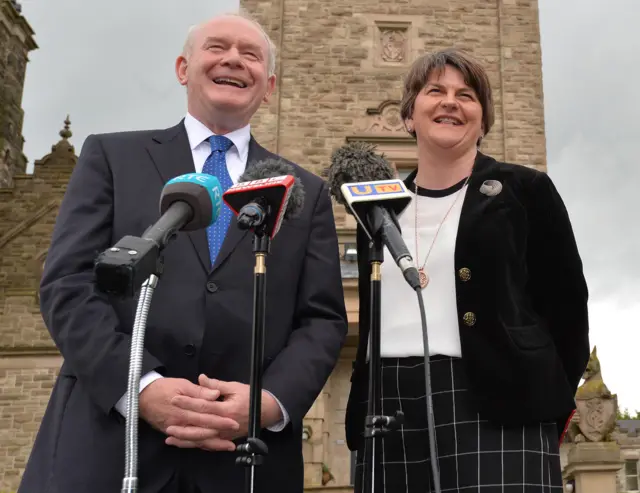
[339,178,419,290]
[340,178,412,231]
[223,175,295,239]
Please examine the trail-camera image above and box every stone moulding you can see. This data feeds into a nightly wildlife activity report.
[0,198,59,250]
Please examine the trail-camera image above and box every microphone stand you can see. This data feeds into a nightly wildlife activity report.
[121,273,160,493]
[94,234,167,493]
[362,236,404,493]
[235,222,270,493]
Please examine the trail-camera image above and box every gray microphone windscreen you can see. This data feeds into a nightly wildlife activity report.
[240,158,305,219]
[325,141,395,207]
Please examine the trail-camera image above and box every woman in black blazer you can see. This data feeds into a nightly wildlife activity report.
[344,49,590,493]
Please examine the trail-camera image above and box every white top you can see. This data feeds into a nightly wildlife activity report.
[374,180,468,359]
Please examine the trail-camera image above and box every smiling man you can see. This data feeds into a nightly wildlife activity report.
[18,11,347,493]
[177,14,276,136]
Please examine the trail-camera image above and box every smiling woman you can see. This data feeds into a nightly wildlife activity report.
[345,49,590,493]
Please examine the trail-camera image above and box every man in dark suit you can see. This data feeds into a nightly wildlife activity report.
[19,11,347,493]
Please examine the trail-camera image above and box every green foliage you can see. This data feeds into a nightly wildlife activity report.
[617,407,640,420]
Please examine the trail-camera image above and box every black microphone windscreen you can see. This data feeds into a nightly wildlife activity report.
[325,141,395,207]
[239,158,305,219]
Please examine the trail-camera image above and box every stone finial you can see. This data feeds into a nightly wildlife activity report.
[59,115,72,140]
[566,346,618,443]
[32,116,76,169]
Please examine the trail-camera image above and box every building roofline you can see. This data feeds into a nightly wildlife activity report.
[2,1,38,51]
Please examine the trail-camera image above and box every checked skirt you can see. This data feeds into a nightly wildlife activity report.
[353,355,563,493]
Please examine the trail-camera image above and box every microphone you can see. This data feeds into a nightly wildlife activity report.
[326,141,421,290]
[223,158,305,239]
[223,159,305,478]
[94,173,222,297]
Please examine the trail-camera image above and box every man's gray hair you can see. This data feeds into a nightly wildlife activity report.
[182,8,277,77]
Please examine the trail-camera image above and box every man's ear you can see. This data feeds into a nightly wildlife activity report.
[263,74,277,103]
[175,56,188,86]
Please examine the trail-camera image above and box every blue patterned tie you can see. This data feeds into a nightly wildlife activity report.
[202,135,234,266]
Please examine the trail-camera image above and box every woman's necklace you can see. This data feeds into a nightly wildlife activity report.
[414,173,471,289]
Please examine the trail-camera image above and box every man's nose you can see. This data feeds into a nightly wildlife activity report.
[220,48,243,68]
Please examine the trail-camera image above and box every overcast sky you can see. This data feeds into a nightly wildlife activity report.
[16,0,640,413]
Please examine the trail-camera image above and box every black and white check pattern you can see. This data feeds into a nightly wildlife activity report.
[354,356,563,493]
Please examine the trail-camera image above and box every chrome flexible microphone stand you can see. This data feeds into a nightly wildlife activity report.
[121,273,160,493]
[93,235,166,493]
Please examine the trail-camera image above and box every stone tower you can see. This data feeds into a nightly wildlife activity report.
[0,117,77,491]
[0,0,37,187]
[239,0,547,176]
[240,0,547,488]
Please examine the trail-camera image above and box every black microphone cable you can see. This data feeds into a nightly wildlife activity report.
[415,286,441,493]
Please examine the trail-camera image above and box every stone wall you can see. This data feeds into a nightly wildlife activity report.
[0,128,76,491]
[239,1,547,486]
[0,129,76,348]
[240,0,547,182]
[0,357,60,491]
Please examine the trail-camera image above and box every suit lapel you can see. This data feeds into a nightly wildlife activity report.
[146,127,276,276]
[208,136,272,275]
[455,152,511,261]
[401,151,507,258]
[146,120,211,271]
[457,151,509,225]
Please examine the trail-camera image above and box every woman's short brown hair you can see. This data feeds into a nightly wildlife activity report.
[400,49,495,141]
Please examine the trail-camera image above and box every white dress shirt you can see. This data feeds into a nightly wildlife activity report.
[114,113,289,432]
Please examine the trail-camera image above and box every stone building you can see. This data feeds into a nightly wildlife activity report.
[1,2,77,489]
[0,0,35,188]
[2,0,638,492]
[241,0,547,488]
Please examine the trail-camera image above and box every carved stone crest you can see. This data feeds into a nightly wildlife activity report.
[363,101,406,133]
[574,398,617,442]
[566,347,618,443]
[380,29,406,62]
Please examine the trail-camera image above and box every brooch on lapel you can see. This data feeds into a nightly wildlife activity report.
[479,180,502,197]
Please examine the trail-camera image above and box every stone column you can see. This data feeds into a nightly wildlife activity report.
[563,442,623,493]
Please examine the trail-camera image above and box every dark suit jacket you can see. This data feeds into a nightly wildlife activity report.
[345,151,590,452]
[19,121,348,493]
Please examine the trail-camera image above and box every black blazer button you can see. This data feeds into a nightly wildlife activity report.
[462,312,476,326]
[206,281,218,293]
[458,267,471,282]
[184,344,196,356]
